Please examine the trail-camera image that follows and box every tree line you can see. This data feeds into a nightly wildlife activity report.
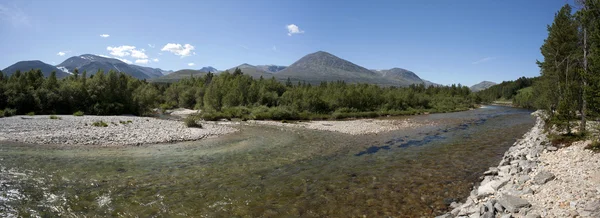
[0,67,477,120]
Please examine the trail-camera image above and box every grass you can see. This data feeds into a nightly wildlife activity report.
[549,132,588,147]
[184,116,202,128]
[49,115,61,120]
[92,121,109,127]
[73,111,84,116]
[119,120,133,125]
[585,140,600,153]
[26,112,35,116]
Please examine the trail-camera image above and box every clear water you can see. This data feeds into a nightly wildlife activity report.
[0,106,534,217]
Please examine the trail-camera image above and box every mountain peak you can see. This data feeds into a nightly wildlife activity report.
[470,81,497,92]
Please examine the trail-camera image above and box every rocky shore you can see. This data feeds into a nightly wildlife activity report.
[438,111,600,218]
[0,115,238,146]
[247,118,433,135]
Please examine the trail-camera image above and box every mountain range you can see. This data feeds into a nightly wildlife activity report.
[470,81,497,92]
[3,51,449,87]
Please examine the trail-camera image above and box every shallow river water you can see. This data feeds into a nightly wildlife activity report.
[0,106,534,217]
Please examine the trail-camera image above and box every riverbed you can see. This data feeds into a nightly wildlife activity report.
[0,106,534,217]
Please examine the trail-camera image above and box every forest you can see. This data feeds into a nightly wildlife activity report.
[0,67,477,121]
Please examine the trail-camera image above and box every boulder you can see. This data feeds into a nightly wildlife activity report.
[546,146,558,151]
[533,170,555,185]
[498,195,531,213]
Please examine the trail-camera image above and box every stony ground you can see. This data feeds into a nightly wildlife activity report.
[438,111,600,218]
[0,115,238,146]
[247,118,433,135]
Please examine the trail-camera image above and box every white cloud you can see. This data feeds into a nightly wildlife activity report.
[135,59,149,64]
[152,58,159,62]
[56,51,69,56]
[131,49,148,59]
[97,54,110,58]
[286,24,304,36]
[100,34,110,38]
[472,57,496,65]
[188,63,195,66]
[161,43,195,57]
[0,3,30,27]
[106,45,148,60]
[114,57,132,64]
[148,44,155,48]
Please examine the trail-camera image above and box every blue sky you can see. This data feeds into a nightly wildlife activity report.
[0,0,573,86]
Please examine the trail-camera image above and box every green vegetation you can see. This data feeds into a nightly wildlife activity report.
[549,132,588,147]
[184,116,202,128]
[0,65,477,120]
[92,121,108,127]
[26,112,35,116]
[73,111,84,116]
[119,120,133,125]
[585,140,600,152]
[49,115,61,120]
[477,2,600,139]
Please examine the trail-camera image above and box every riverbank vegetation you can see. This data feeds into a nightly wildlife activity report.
[0,67,477,120]
[479,1,600,147]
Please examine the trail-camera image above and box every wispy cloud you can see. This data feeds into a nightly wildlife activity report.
[161,43,195,57]
[188,63,195,66]
[56,50,71,56]
[152,58,159,62]
[472,57,496,65]
[135,59,149,64]
[286,24,304,36]
[148,44,155,48]
[100,34,110,38]
[0,2,30,27]
[239,45,249,50]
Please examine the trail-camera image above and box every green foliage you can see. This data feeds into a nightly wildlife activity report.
[476,77,536,104]
[27,112,35,116]
[549,132,588,147]
[2,108,16,117]
[585,140,600,153]
[512,87,535,109]
[49,115,61,120]
[92,120,108,127]
[73,111,84,116]
[119,120,133,125]
[184,116,202,128]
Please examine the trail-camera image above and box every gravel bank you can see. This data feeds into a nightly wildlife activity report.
[438,111,600,218]
[247,118,432,135]
[0,115,238,146]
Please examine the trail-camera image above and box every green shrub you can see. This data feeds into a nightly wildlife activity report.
[49,115,61,120]
[92,121,108,127]
[26,112,35,116]
[184,116,202,128]
[549,132,588,147]
[222,106,251,119]
[200,111,232,121]
[119,120,133,125]
[160,103,175,112]
[0,108,17,118]
[585,140,600,153]
[73,111,84,116]
[252,106,300,120]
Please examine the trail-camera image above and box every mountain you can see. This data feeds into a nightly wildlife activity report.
[199,66,218,73]
[256,65,286,73]
[470,81,497,92]
[275,51,393,85]
[149,69,209,83]
[373,68,431,87]
[56,54,166,79]
[2,60,70,78]
[227,64,274,79]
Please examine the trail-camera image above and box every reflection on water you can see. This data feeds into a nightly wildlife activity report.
[0,106,534,217]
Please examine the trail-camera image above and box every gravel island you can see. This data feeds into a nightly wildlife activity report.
[0,115,238,146]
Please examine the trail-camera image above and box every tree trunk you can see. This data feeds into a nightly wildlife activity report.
[581,16,588,133]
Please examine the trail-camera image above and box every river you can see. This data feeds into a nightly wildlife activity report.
[0,106,534,217]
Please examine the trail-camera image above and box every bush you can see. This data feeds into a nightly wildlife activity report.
[252,106,300,120]
[73,111,84,116]
[92,121,108,127]
[585,140,600,153]
[200,111,231,121]
[26,112,35,116]
[119,120,133,125]
[184,116,202,128]
[222,106,251,119]
[549,132,588,147]
[49,115,61,120]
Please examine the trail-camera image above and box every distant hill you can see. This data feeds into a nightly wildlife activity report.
[56,54,167,79]
[199,66,219,73]
[373,68,433,87]
[150,69,210,83]
[2,60,70,78]
[256,65,286,73]
[470,81,497,92]
[275,51,393,85]
[227,64,274,79]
